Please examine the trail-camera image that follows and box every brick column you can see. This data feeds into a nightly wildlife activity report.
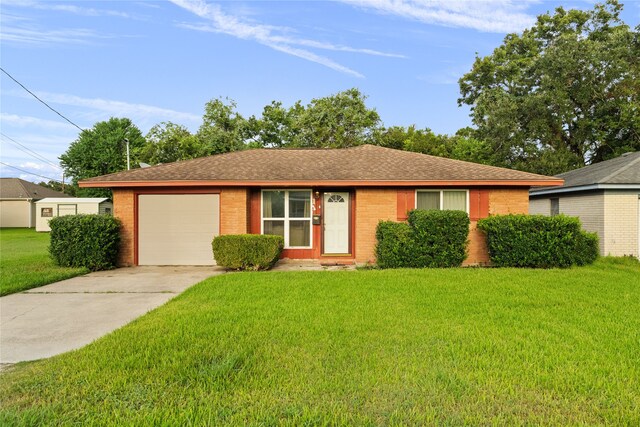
[113,189,135,266]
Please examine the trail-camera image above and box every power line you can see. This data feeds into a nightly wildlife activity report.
[0,139,54,168]
[0,161,62,183]
[0,132,61,169]
[0,67,84,132]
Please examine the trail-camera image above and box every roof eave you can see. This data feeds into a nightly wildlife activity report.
[80,179,564,188]
[530,183,640,196]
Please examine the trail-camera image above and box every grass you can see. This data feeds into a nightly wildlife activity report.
[0,228,87,296]
[1,257,639,425]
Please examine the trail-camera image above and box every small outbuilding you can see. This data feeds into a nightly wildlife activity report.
[35,198,113,232]
[530,151,640,259]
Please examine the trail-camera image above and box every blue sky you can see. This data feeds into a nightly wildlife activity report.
[1,0,638,183]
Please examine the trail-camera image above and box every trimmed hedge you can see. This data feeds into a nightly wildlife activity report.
[49,214,121,271]
[212,234,284,270]
[408,210,470,268]
[375,209,470,268]
[477,214,599,268]
[375,222,414,269]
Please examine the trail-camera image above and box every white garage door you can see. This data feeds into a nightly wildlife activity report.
[138,194,220,265]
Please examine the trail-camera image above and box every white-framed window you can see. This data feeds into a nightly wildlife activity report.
[261,190,313,249]
[416,190,469,212]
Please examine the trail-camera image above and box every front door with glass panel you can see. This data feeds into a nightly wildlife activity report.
[323,192,349,254]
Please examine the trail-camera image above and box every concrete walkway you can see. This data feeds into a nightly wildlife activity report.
[0,266,223,364]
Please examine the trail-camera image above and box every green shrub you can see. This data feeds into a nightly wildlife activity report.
[408,210,470,268]
[375,210,470,269]
[477,214,599,268]
[49,214,121,271]
[572,230,600,266]
[212,234,284,270]
[375,222,414,269]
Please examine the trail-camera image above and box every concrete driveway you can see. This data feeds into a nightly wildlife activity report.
[0,266,223,364]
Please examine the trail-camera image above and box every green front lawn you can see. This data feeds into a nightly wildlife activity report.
[1,258,639,424]
[0,229,87,296]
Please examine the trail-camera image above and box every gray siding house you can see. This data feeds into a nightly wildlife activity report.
[530,152,640,258]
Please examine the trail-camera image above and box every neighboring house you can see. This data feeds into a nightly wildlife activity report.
[0,178,71,228]
[35,198,113,232]
[79,145,562,266]
[530,151,640,259]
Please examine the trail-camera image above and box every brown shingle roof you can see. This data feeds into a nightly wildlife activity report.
[0,178,71,200]
[81,145,561,187]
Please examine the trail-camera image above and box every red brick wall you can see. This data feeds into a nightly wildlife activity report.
[466,221,490,265]
[489,189,529,215]
[112,186,530,267]
[112,188,135,267]
[220,188,248,234]
[355,188,397,263]
[463,188,529,265]
[353,187,529,266]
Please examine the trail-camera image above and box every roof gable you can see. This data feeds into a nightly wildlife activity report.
[0,178,71,200]
[81,145,561,187]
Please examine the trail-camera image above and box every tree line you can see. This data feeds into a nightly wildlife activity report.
[56,0,638,198]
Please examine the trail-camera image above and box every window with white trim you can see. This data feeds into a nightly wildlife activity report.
[262,190,312,248]
[416,190,468,212]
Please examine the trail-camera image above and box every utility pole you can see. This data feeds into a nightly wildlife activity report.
[125,138,130,170]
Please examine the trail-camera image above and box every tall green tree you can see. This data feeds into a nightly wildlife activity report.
[196,98,249,154]
[293,88,381,148]
[140,122,201,164]
[458,0,639,175]
[60,118,145,197]
[373,125,492,164]
[252,101,301,148]
[242,89,380,149]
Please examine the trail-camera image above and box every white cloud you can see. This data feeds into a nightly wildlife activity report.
[0,156,63,181]
[338,0,538,33]
[3,0,132,19]
[28,91,201,125]
[0,113,82,131]
[0,26,103,45]
[5,88,200,134]
[264,43,364,78]
[41,4,131,19]
[135,2,162,10]
[180,22,405,59]
[1,132,76,160]
[19,161,58,172]
[170,0,404,78]
[0,1,141,46]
